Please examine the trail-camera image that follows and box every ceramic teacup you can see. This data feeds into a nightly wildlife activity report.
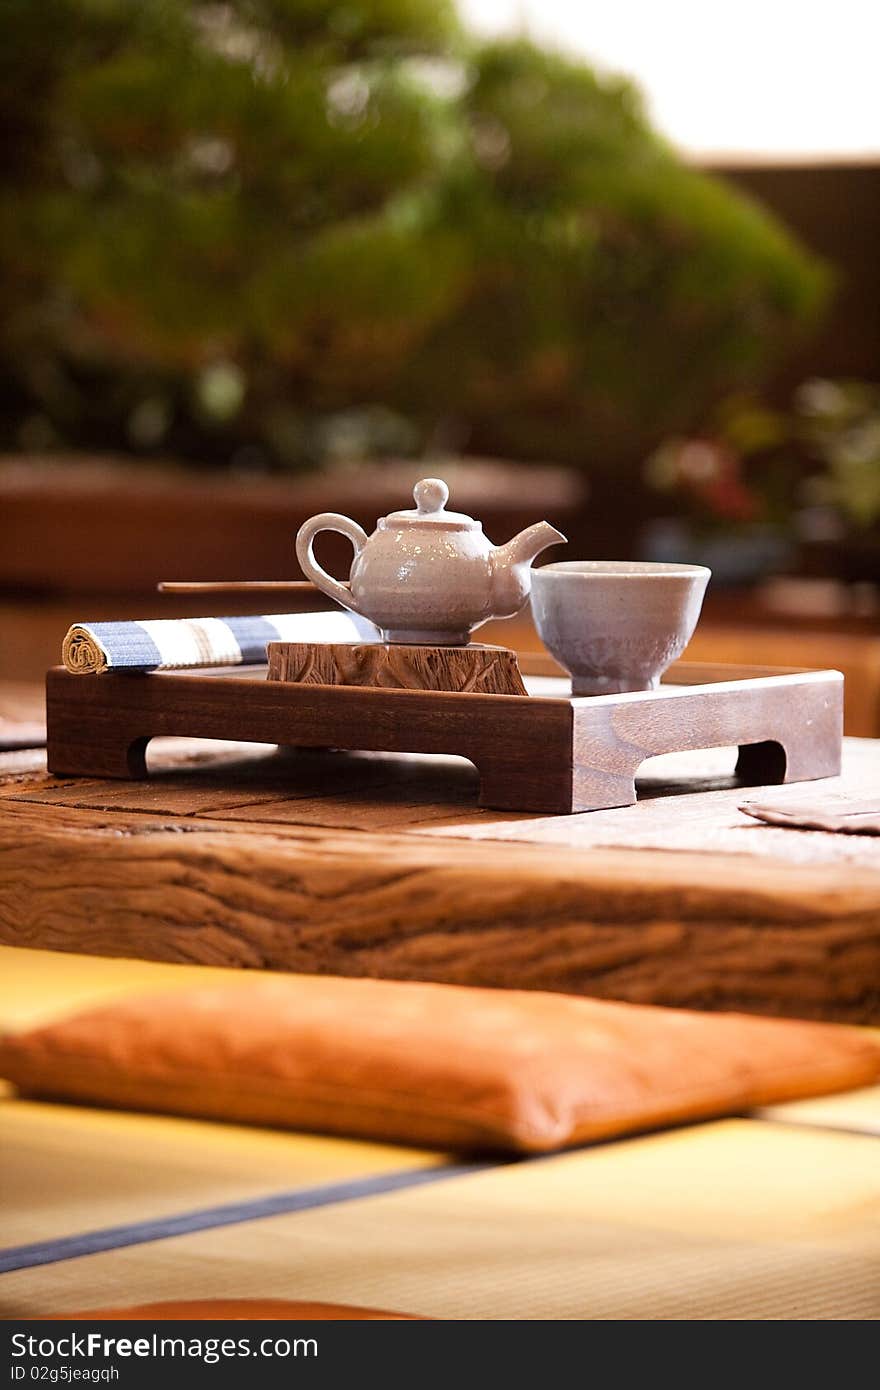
[530,560,711,695]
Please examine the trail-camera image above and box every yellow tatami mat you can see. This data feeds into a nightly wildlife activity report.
[0,945,250,1032]
[0,1099,447,1251]
[757,1085,880,1137]
[3,1120,879,1321]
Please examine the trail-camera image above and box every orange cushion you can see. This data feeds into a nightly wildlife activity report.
[39,1299,418,1321]
[1,974,877,1154]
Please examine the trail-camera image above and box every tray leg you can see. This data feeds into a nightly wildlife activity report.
[737,684,842,785]
[47,726,150,779]
[570,707,639,812]
[475,744,577,815]
[570,765,637,813]
[487,703,652,814]
[783,714,843,781]
[46,673,151,778]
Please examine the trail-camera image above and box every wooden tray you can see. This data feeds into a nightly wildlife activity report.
[45,660,843,814]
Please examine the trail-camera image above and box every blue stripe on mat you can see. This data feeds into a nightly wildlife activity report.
[223,616,280,664]
[0,1162,494,1275]
[85,621,163,670]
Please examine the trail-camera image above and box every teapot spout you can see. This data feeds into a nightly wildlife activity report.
[490,522,567,619]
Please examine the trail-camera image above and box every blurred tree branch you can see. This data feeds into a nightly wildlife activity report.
[0,0,829,472]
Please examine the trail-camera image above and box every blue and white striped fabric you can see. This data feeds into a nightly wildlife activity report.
[62,610,378,674]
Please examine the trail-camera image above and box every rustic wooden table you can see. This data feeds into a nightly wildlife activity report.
[1,673,878,1024]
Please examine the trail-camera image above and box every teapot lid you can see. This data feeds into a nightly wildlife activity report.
[383,478,479,531]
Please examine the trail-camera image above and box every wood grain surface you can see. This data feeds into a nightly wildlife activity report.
[2,725,879,1022]
[268,641,528,696]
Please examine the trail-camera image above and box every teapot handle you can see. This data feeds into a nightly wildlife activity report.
[295,513,369,615]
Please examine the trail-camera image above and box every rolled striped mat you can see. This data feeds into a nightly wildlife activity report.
[62,611,378,675]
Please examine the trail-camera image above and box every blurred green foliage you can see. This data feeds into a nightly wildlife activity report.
[796,379,880,529]
[645,378,880,535]
[0,0,829,471]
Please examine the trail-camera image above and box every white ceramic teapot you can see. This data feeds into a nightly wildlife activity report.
[296,477,566,645]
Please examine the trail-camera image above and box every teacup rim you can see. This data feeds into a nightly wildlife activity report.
[535,560,711,579]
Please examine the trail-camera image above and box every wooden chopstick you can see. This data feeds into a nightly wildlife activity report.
[158,581,318,593]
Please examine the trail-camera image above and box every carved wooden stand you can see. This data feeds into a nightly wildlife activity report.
[45,659,843,814]
[267,641,528,696]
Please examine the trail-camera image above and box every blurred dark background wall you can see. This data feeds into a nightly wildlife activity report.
[711,161,880,387]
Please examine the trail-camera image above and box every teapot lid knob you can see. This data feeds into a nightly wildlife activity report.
[413,478,449,515]
[385,475,476,529]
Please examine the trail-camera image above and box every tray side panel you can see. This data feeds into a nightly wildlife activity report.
[45,670,575,814]
[571,672,843,812]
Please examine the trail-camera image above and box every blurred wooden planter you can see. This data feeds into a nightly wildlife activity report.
[1,455,584,598]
